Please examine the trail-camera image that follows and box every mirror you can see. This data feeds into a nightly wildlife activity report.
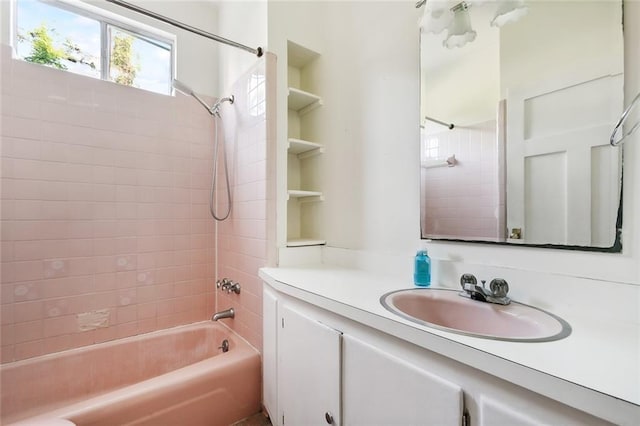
[420,0,624,250]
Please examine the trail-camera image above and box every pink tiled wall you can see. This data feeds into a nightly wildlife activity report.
[215,55,275,354]
[0,45,217,363]
[421,120,505,240]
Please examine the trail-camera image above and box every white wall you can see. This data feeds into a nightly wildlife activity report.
[318,1,421,254]
[271,0,639,290]
[1,0,220,96]
[269,1,421,254]
[217,0,267,95]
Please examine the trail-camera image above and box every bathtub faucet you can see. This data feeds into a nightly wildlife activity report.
[211,308,235,321]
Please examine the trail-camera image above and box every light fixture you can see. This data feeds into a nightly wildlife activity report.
[443,2,477,49]
[420,1,454,35]
[490,0,529,27]
[417,0,529,49]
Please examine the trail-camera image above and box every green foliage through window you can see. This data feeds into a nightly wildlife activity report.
[111,34,140,87]
[18,23,98,71]
[15,0,173,95]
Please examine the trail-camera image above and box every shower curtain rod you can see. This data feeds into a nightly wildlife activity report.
[424,115,455,130]
[105,0,263,57]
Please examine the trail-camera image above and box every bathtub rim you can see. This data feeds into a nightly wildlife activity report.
[1,320,259,424]
[0,320,243,369]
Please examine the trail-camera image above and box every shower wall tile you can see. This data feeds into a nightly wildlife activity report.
[421,121,504,240]
[0,48,216,363]
[216,55,276,354]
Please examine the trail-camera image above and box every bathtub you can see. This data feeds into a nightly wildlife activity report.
[1,322,261,426]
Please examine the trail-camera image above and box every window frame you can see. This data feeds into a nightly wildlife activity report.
[11,0,177,95]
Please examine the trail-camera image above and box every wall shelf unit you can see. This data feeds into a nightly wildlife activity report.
[285,40,325,248]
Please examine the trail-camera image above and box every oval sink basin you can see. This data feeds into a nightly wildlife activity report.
[381,288,571,342]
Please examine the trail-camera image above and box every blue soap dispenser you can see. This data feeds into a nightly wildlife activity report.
[414,247,431,287]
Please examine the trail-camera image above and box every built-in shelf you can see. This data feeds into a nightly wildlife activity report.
[288,87,322,115]
[286,238,327,247]
[283,41,324,251]
[288,138,324,158]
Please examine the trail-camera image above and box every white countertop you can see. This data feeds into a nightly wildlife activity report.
[260,265,640,425]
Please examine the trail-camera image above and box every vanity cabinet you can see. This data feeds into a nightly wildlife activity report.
[263,282,614,426]
[264,285,464,426]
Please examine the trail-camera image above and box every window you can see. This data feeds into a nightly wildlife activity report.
[247,72,266,117]
[14,0,175,95]
[422,137,440,161]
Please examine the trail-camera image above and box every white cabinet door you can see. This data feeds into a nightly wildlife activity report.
[262,286,279,423]
[342,334,463,426]
[478,395,613,426]
[479,396,545,426]
[278,305,342,426]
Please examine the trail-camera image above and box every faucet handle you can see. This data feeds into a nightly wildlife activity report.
[217,278,232,289]
[489,278,509,297]
[460,273,477,289]
[226,282,241,294]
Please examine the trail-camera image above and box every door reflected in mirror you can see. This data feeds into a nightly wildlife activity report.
[420,0,624,250]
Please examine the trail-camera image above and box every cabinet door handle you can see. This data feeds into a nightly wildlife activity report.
[325,412,334,424]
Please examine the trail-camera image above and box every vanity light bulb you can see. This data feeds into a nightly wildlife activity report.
[443,6,477,49]
[420,3,454,34]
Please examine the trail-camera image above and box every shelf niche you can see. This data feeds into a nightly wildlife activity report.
[286,41,324,248]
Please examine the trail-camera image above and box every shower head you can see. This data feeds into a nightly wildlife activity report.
[211,95,235,116]
[173,79,235,117]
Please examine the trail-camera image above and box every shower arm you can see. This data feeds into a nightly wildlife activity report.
[105,0,263,57]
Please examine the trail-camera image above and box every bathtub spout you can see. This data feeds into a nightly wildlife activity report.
[211,308,235,321]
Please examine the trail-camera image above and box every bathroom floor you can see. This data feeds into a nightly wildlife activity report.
[232,412,272,426]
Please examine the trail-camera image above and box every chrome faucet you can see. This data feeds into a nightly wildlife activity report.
[211,308,235,321]
[459,274,511,305]
[216,278,241,294]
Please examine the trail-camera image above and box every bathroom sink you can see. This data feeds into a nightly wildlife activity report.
[381,288,571,342]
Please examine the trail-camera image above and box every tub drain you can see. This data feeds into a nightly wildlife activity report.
[218,339,230,353]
